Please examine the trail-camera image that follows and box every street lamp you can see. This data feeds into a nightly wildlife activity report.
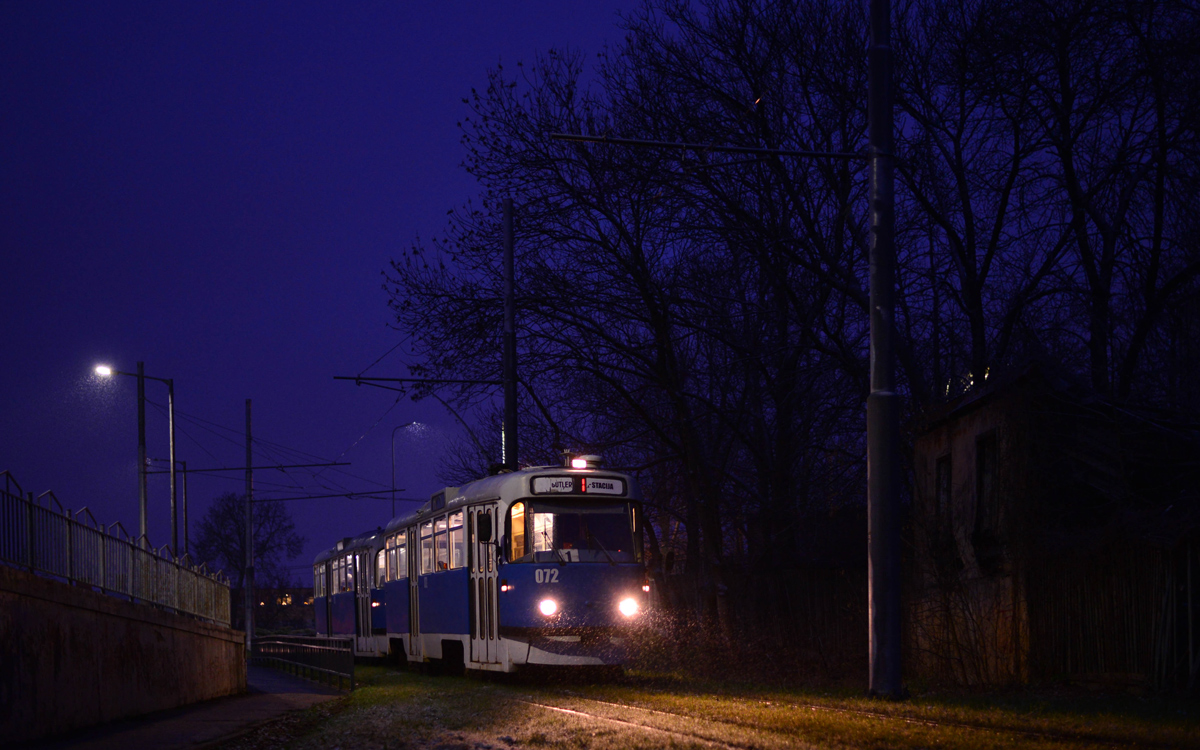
[95,361,177,552]
[391,421,418,517]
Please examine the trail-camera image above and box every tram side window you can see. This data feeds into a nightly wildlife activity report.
[434,515,449,571]
[509,502,526,562]
[420,521,434,574]
[344,554,355,593]
[386,533,405,581]
[376,550,386,587]
[385,538,395,582]
[448,511,465,569]
[313,566,321,597]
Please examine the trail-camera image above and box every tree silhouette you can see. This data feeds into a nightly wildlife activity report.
[192,492,306,589]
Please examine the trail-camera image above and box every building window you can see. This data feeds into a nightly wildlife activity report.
[975,432,998,535]
[931,452,962,577]
[973,431,1003,574]
[935,454,952,529]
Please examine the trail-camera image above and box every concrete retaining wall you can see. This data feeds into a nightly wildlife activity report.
[0,564,246,744]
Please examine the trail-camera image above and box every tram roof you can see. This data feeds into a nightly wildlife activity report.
[381,465,641,536]
[312,527,384,564]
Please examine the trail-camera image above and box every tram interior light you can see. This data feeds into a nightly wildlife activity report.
[538,598,558,617]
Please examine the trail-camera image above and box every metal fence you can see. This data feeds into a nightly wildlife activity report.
[252,637,355,690]
[0,473,231,627]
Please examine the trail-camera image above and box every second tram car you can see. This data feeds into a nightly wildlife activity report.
[312,528,388,657]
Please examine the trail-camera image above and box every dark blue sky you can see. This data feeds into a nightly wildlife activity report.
[1,1,635,577]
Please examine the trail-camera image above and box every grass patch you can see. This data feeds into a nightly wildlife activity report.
[216,664,1199,750]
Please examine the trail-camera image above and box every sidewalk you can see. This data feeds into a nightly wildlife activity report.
[35,666,343,749]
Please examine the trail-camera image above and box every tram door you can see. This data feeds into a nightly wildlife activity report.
[469,503,499,664]
[407,526,420,658]
[356,551,372,650]
[320,561,332,636]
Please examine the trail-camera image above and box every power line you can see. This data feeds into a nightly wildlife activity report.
[146,398,395,493]
[254,491,426,504]
[146,462,350,475]
[355,335,413,377]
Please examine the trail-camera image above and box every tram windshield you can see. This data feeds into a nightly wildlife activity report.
[519,501,636,563]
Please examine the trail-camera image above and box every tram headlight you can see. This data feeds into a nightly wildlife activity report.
[618,597,640,618]
[538,598,559,617]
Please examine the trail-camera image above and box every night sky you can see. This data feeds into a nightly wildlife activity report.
[1,1,635,578]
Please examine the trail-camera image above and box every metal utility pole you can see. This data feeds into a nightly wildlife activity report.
[391,422,416,518]
[867,0,903,699]
[244,399,254,654]
[136,361,148,545]
[546,0,905,700]
[502,197,519,470]
[167,378,177,554]
[181,460,189,558]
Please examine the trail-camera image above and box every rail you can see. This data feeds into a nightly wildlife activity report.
[0,473,231,627]
[251,637,355,690]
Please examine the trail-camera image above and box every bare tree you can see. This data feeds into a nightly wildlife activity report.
[192,493,306,589]
[383,0,1200,645]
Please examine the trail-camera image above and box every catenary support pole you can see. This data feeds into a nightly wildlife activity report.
[181,460,189,558]
[137,361,148,546]
[867,0,903,699]
[503,197,518,470]
[245,399,254,654]
[168,379,177,554]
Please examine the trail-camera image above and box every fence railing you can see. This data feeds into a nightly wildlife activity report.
[0,473,231,627]
[252,637,355,690]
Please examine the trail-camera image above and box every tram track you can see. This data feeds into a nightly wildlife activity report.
[516,699,764,749]
[518,687,1172,749]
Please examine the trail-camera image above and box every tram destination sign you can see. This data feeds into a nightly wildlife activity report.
[530,475,627,496]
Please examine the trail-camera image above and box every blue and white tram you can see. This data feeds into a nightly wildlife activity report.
[377,456,648,672]
[311,528,389,657]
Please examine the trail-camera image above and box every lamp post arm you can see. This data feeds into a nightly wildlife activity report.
[112,369,173,386]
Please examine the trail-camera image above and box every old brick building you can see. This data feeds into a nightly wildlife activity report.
[908,368,1199,689]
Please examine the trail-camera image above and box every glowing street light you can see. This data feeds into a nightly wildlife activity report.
[95,361,177,551]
